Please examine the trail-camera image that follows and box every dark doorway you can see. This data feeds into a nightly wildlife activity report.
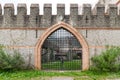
[41,28,82,70]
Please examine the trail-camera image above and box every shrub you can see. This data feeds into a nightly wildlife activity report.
[91,46,120,72]
[0,45,25,71]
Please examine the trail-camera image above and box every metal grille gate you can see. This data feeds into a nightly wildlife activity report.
[41,28,82,70]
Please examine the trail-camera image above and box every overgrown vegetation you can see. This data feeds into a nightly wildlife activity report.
[0,70,120,80]
[91,46,120,72]
[1,45,120,80]
[0,45,25,71]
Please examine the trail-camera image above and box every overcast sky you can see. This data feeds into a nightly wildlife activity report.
[0,0,99,14]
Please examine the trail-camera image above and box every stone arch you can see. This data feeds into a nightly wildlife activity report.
[35,22,89,70]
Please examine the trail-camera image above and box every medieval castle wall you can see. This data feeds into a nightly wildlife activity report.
[0,3,120,69]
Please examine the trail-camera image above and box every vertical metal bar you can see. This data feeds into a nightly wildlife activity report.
[86,29,88,38]
[35,29,38,38]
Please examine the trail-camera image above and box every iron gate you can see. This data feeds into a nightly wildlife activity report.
[41,28,82,70]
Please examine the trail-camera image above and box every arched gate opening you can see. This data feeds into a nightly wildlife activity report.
[35,22,89,70]
[41,28,82,70]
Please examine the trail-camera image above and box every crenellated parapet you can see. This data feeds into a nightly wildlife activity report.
[0,3,120,27]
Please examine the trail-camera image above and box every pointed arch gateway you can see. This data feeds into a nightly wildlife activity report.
[35,22,89,70]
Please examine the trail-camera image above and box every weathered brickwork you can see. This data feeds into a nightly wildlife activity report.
[0,3,120,70]
[0,4,120,27]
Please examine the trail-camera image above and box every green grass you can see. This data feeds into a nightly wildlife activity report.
[42,60,82,70]
[0,70,120,80]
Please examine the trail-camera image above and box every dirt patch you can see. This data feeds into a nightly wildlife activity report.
[51,77,74,80]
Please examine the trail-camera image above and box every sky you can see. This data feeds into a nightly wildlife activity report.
[0,0,99,14]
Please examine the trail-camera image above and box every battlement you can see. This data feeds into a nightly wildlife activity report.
[0,3,120,27]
